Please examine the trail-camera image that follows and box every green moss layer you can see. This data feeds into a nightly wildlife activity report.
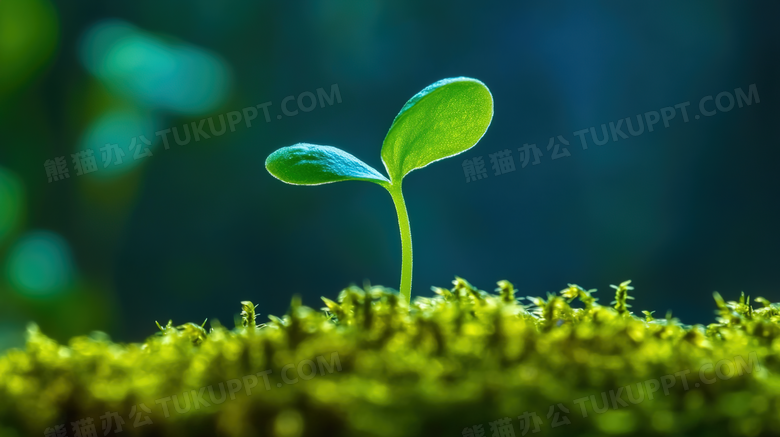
[1,279,779,437]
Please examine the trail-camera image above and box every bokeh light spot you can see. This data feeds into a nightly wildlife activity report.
[79,19,231,114]
[6,231,74,297]
[0,0,58,95]
[77,108,157,177]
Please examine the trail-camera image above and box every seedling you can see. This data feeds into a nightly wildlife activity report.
[155,318,209,345]
[240,300,259,328]
[265,77,494,305]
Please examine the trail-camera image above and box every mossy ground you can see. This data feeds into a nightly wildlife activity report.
[1,278,778,437]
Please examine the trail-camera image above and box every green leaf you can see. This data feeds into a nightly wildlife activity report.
[381,77,493,181]
[265,143,389,186]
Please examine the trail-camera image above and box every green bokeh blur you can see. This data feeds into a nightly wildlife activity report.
[0,1,778,348]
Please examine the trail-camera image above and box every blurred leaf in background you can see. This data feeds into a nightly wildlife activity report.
[0,0,58,98]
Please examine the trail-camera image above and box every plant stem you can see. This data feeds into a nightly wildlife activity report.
[388,183,412,306]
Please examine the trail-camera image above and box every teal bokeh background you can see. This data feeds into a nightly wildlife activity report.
[0,1,778,345]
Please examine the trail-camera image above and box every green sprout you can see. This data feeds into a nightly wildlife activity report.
[265,77,494,305]
[155,318,209,345]
[240,300,259,329]
[610,279,635,315]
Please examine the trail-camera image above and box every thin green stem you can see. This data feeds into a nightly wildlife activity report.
[388,183,412,306]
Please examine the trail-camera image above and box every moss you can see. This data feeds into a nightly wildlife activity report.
[1,279,779,437]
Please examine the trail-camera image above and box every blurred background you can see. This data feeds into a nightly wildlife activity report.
[0,1,778,347]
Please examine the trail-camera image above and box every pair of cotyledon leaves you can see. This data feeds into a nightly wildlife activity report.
[265,77,494,187]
